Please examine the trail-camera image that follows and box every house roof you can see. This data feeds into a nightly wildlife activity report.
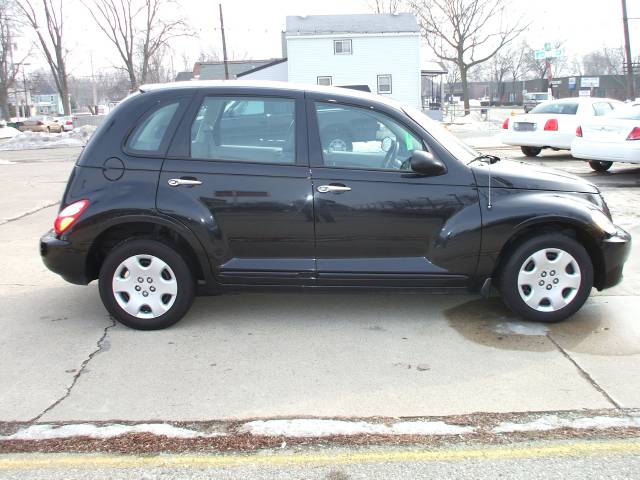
[175,71,194,82]
[236,58,288,78]
[421,61,448,75]
[285,13,419,35]
[195,59,279,80]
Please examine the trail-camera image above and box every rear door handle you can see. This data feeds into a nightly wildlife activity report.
[168,178,202,187]
[317,184,351,193]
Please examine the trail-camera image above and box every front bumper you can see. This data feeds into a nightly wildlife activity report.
[598,225,632,290]
[40,230,91,285]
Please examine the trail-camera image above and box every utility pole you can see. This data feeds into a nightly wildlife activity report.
[90,52,97,114]
[219,3,229,80]
[21,62,30,118]
[621,0,636,100]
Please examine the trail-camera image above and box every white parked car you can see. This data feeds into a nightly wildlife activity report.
[571,104,640,171]
[501,98,624,157]
[61,116,74,132]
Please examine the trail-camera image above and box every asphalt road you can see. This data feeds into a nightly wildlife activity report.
[0,145,639,478]
[2,439,640,479]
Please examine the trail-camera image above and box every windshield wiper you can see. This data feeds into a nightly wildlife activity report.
[470,154,500,165]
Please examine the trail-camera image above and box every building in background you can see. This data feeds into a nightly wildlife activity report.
[192,59,281,80]
[283,13,421,108]
[32,92,64,115]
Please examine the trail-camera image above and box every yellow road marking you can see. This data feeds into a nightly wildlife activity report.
[1,440,639,470]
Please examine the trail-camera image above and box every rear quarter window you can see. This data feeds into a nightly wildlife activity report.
[126,101,180,153]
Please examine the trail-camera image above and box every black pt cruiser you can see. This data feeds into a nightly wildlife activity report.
[40,81,631,330]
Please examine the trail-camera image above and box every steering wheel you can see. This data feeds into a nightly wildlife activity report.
[382,139,399,169]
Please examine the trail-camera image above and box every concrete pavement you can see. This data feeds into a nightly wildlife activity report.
[0,147,639,423]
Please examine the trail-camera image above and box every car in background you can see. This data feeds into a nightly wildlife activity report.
[501,98,624,157]
[571,104,640,171]
[523,92,552,113]
[60,116,74,132]
[18,116,63,133]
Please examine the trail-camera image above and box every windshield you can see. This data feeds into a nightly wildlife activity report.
[530,102,579,115]
[403,106,479,164]
[605,105,640,120]
[525,93,549,101]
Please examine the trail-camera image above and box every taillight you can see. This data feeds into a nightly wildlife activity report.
[65,120,73,125]
[576,126,583,137]
[54,199,89,235]
[502,118,509,129]
[544,119,558,131]
[627,127,640,141]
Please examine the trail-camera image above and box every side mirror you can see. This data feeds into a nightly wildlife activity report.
[409,150,447,176]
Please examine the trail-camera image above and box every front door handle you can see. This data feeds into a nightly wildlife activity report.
[168,178,202,187]
[317,184,351,193]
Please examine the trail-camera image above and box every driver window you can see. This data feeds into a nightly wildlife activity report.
[314,102,424,171]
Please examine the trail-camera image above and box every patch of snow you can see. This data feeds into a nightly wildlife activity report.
[0,159,14,165]
[494,321,549,336]
[238,419,474,437]
[0,423,224,441]
[493,415,640,433]
[0,125,96,151]
[0,126,20,139]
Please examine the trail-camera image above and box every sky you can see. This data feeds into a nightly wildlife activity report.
[18,0,640,78]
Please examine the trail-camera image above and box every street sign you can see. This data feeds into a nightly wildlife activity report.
[568,77,577,90]
[550,80,562,87]
[579,89,591,97]
[544,42,552,51]
[581,77,600,88]
[534,48,564,60]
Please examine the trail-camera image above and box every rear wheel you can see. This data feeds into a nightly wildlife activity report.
[499,233,593,323]
[99,239,195,330]
[589,160,612,172]
[521,146,542,157]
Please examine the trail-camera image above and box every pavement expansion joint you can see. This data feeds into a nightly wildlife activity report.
[27,317,117,424]
[0,201,59,226]
[545,333,622,410]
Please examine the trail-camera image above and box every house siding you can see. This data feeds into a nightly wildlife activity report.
[286,33,421,108]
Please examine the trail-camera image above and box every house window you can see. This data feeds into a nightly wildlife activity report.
[333,39,352,55]
[317,76,332,86]
[377,74,392,94]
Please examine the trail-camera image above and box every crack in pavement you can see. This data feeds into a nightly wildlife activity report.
[0,202,59,226]
[546,333,622,410]
[28,317,117,424]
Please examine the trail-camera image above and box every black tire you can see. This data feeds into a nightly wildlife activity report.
[521,146,542,157]
[589,160,612,172]
[98,238,195,330]
[498,233,593,323]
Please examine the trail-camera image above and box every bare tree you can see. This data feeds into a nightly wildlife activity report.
[507,41,529,104]
[410,0,526,114]
[0,0,24,119]
[490,51,511,104]
[16,0,71,114]
[582,47,625,76]
[369,0,402,13]
[83,0,186,91]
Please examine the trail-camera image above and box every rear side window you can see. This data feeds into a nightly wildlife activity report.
[190,96,296,164]
[127,102,180,152]
[530,102,579,115]
[593,102,614,116]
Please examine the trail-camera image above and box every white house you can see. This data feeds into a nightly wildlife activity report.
[239,13,422,108]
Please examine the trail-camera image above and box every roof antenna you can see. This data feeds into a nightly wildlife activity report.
[487,160,492,210]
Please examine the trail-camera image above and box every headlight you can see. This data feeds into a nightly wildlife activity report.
[590,210,617,235]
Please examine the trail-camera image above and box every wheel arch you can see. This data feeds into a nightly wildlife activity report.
[492,218,606,290]
[85,215,214,289]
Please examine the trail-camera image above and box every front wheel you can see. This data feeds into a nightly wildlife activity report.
[589,160,612,172]
[99,239,195,330]
[521,146,542,157]
[499,233,593,323]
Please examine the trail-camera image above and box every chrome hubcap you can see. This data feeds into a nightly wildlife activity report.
[517,248,581,312]
[112,255,178,319]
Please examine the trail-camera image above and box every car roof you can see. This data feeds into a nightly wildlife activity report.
[139,80,403,109]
